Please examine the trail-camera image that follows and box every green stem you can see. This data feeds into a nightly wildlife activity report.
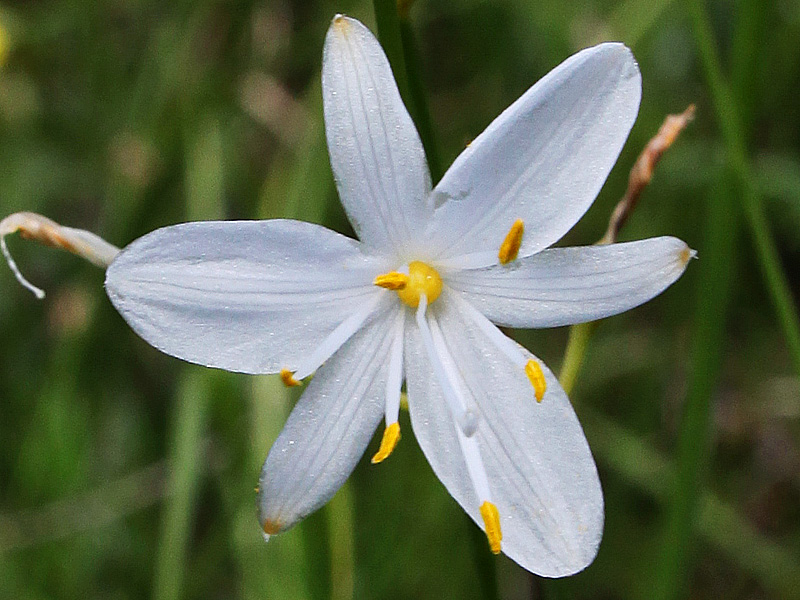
[686,0,800,377]
[558,322,597,395]
[372,0,411,103]
[153,370,211,600]
[653,2,778,595]
[373,0,444,181]
[730,0,765,135]
[327,484,356,600]
[153,116,223,600]
[398,18,443,182]
[652,169,738,600]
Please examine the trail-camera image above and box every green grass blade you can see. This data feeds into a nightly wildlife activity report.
[152,116,224,600]
[652,170,738,600]
[686,0,800,377]
[583,408,800,599]
[399,18,443,182]
[152,369,212,600]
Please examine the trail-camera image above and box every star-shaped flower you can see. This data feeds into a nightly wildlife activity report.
[103,15,693,576]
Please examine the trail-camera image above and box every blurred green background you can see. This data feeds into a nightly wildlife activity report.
[1,0,799,598]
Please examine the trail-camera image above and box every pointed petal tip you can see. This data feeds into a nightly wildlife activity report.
[331,13,348,27]
[592,41,637,67]
[329,14,359,39]
[261,517,286,537]
[680,244,698,266]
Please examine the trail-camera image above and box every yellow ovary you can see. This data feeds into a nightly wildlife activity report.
[375,261,442,308]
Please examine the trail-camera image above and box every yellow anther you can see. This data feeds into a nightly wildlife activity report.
[498,219,524,264]
[396,261,443,307]
[280,368,301,387]
[479,501,502,554]
[371,422,401,464]
[374,271,409,290]
[525,360,546,402]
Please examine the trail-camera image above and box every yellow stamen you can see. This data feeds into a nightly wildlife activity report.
[374,272,409,290]
[371,422,401,464]
[498,219,524,264]
[525,360,546,402]
[479,501,502,554]
[280,368,301,387]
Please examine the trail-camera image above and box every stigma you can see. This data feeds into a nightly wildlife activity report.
[375,261,442,307]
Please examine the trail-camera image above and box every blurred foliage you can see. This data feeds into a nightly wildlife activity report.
[1,0,800,599]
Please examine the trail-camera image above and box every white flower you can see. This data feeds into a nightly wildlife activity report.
[104,15,692,576]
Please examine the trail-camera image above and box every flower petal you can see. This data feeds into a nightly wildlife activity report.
[322,15,432,258]
[429,43,641,263]
[257,303,399,534]
[405,293,603,577]
[447,236,693,328]
[105,219,389,374]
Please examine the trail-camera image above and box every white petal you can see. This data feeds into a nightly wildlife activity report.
[322,15,432,258]
[447,236,693,328]
[428,43,641,263]
[105,219,390,374]
[405,294,603,577]
[257,303,399,533]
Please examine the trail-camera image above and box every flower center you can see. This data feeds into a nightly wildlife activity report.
[374,261,443,307]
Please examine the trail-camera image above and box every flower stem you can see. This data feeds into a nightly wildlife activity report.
[559,105,694,393]
[558,321,596,396]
